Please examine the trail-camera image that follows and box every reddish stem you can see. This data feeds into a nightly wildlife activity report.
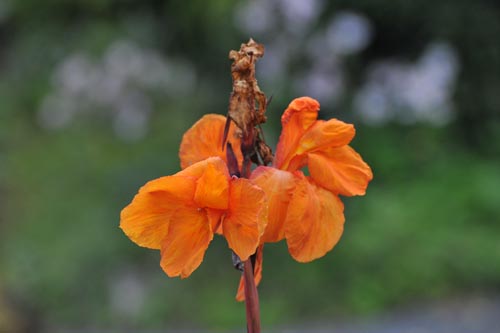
[243,258,261,333]
[240,154,261,333]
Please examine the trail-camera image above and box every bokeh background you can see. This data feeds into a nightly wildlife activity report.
[1,0,500,332]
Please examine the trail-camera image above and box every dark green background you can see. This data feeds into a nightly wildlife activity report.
[1,0,499,331]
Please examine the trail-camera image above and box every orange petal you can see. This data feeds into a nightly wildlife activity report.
[297,119,355,155]
[177,156,227,178]
[120,175,196,249]
[178,157,229,232]
[160,206,213,278]
[236,245,264,302]
[193,158,230,210]
[308,146,373,196]
[274,97,320,169]
[179,114,243,169]
[284,175,345,262]
[250,166,297,243]
[207,208,224,235]
[223,178,267,261]
[283,119,355,172]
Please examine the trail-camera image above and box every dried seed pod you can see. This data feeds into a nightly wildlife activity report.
[224,39,273,168]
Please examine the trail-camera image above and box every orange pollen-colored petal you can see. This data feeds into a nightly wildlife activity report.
[274,97,320,170]
[223,178,267,261]
[250,166,297,243]
[160,206,213,278]
[308,146,373,196]
[120,175,197,249]
[179,114,243,170]
[193,159,230,210]
[284,175,345,262]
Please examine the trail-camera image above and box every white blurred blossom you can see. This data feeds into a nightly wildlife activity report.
[326,11,373,55]
[37,39,196,142]
[113,91,152,142]
[277,0,325,34]
[355,42,459,126]
[52,54,96,98]
[294,65,344,104]
[235,0,324,36]
[37,93,78,130]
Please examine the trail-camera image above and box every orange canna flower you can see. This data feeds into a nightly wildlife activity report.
[122,96,370,299]
[120,157,267,278]
[178,96,372,300]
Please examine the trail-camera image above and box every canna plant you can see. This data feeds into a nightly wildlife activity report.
[120,39,372,333]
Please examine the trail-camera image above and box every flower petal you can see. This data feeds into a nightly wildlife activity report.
[223,178,267,261]
[207,208,224,234]
[179,114,243,169]
[177,156,227,178]
[178,157,229,233]
[297,119,355,154]
[236,245,264,301]
[177,157,230,210]
[250,166,297,243]
[193,158,230,210]
[308,146,373,196]
[120,175,196,249]
[285,119,355,172]
[285,175,345,262]
[274,97,320,169]
[160,206,213,278]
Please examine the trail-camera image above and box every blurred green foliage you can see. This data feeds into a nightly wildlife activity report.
[1,0,500,331]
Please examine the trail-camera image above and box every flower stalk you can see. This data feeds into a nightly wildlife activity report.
[243,258,260,333]
[224,39,271,333]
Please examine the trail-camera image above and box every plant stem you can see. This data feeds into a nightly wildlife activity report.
[243,258,261,333]
[241,155,261,333]
[225,140,262,332]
